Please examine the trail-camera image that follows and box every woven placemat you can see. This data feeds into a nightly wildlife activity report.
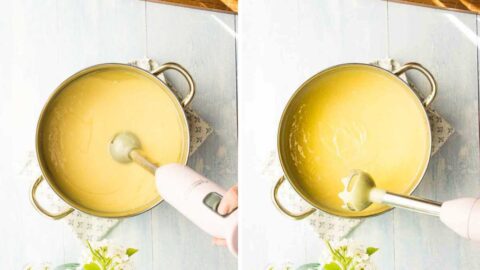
[19,59,212,241]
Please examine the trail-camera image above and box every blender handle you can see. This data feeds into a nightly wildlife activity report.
[272,176,316,220]
[30,176,74,220]
[152,62,196,107]
[393,62,437,107]
[155,164,238,255]
[440,198,480,241]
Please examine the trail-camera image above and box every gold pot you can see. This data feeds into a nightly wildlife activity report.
[272,62,437,219]
[30,62,195,219]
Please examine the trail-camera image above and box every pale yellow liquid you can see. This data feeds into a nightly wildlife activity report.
[40,67,188,216]
[280,65,431,216]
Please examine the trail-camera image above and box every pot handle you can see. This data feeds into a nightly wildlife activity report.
[152,62,196,107]
[30,176,74,220]
[393,62,437,107]
[272,176,316,220]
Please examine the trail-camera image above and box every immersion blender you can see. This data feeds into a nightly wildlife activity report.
[339,170,480,241]
[110,132,238,255]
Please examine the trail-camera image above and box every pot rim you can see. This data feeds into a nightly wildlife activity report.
[277,62,433,219]
[35,63,191,218]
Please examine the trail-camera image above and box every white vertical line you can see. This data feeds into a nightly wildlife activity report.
[476,14,480,163]
[144,0,149,57]
[386,0,391,58]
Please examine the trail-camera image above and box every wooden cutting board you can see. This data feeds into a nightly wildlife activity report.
[147,0,479,15]
[390,0,480,14]
[146,0,237,14]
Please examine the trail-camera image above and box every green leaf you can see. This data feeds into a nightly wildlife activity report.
[366,247,379,256]
[296,263,321,270]
[83,263,101,270]
[323,262,341,270]
[126,247,138,257]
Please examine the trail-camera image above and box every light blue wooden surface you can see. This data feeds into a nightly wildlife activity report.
[388,3,480,269]
[0,0,237,269]
[146,3,237,269]
[238,0,480,269]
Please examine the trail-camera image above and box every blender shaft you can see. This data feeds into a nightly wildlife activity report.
[130,150,158,174]
[382,192,442,216]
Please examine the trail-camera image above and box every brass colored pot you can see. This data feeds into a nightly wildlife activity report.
[272,62,437,219]
[30,62,195,219]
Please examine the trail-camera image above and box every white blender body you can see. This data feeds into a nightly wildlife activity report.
[440,198,480,241]
[155,164,238,255]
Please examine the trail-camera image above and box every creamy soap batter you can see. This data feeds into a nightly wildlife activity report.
[280,65,431,216]
[40,66,188,215]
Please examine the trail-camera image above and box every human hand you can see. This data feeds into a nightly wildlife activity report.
[212,185,238,246]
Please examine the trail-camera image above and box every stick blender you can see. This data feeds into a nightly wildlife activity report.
[110,132,238,255]
[339,170,480,241]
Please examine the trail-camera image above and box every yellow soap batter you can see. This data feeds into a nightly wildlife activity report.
[280,65,431,216]
[40,66,188,216]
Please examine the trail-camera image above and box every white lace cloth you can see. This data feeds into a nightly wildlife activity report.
[269,59,454,241]
[20,59,212,242]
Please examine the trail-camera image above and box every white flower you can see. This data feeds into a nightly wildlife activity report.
[82,240,137,270]
[265,262,295,270]
[355,261,376,270]
[23,263,52,270]
[322,239,378,270]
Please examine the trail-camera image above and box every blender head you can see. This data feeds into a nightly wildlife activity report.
[109,132,157,174]
[109,132,141,163]
[338,170,379,212]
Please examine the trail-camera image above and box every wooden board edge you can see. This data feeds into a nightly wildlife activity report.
[146,0,238,14]
[387,0,479,15]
